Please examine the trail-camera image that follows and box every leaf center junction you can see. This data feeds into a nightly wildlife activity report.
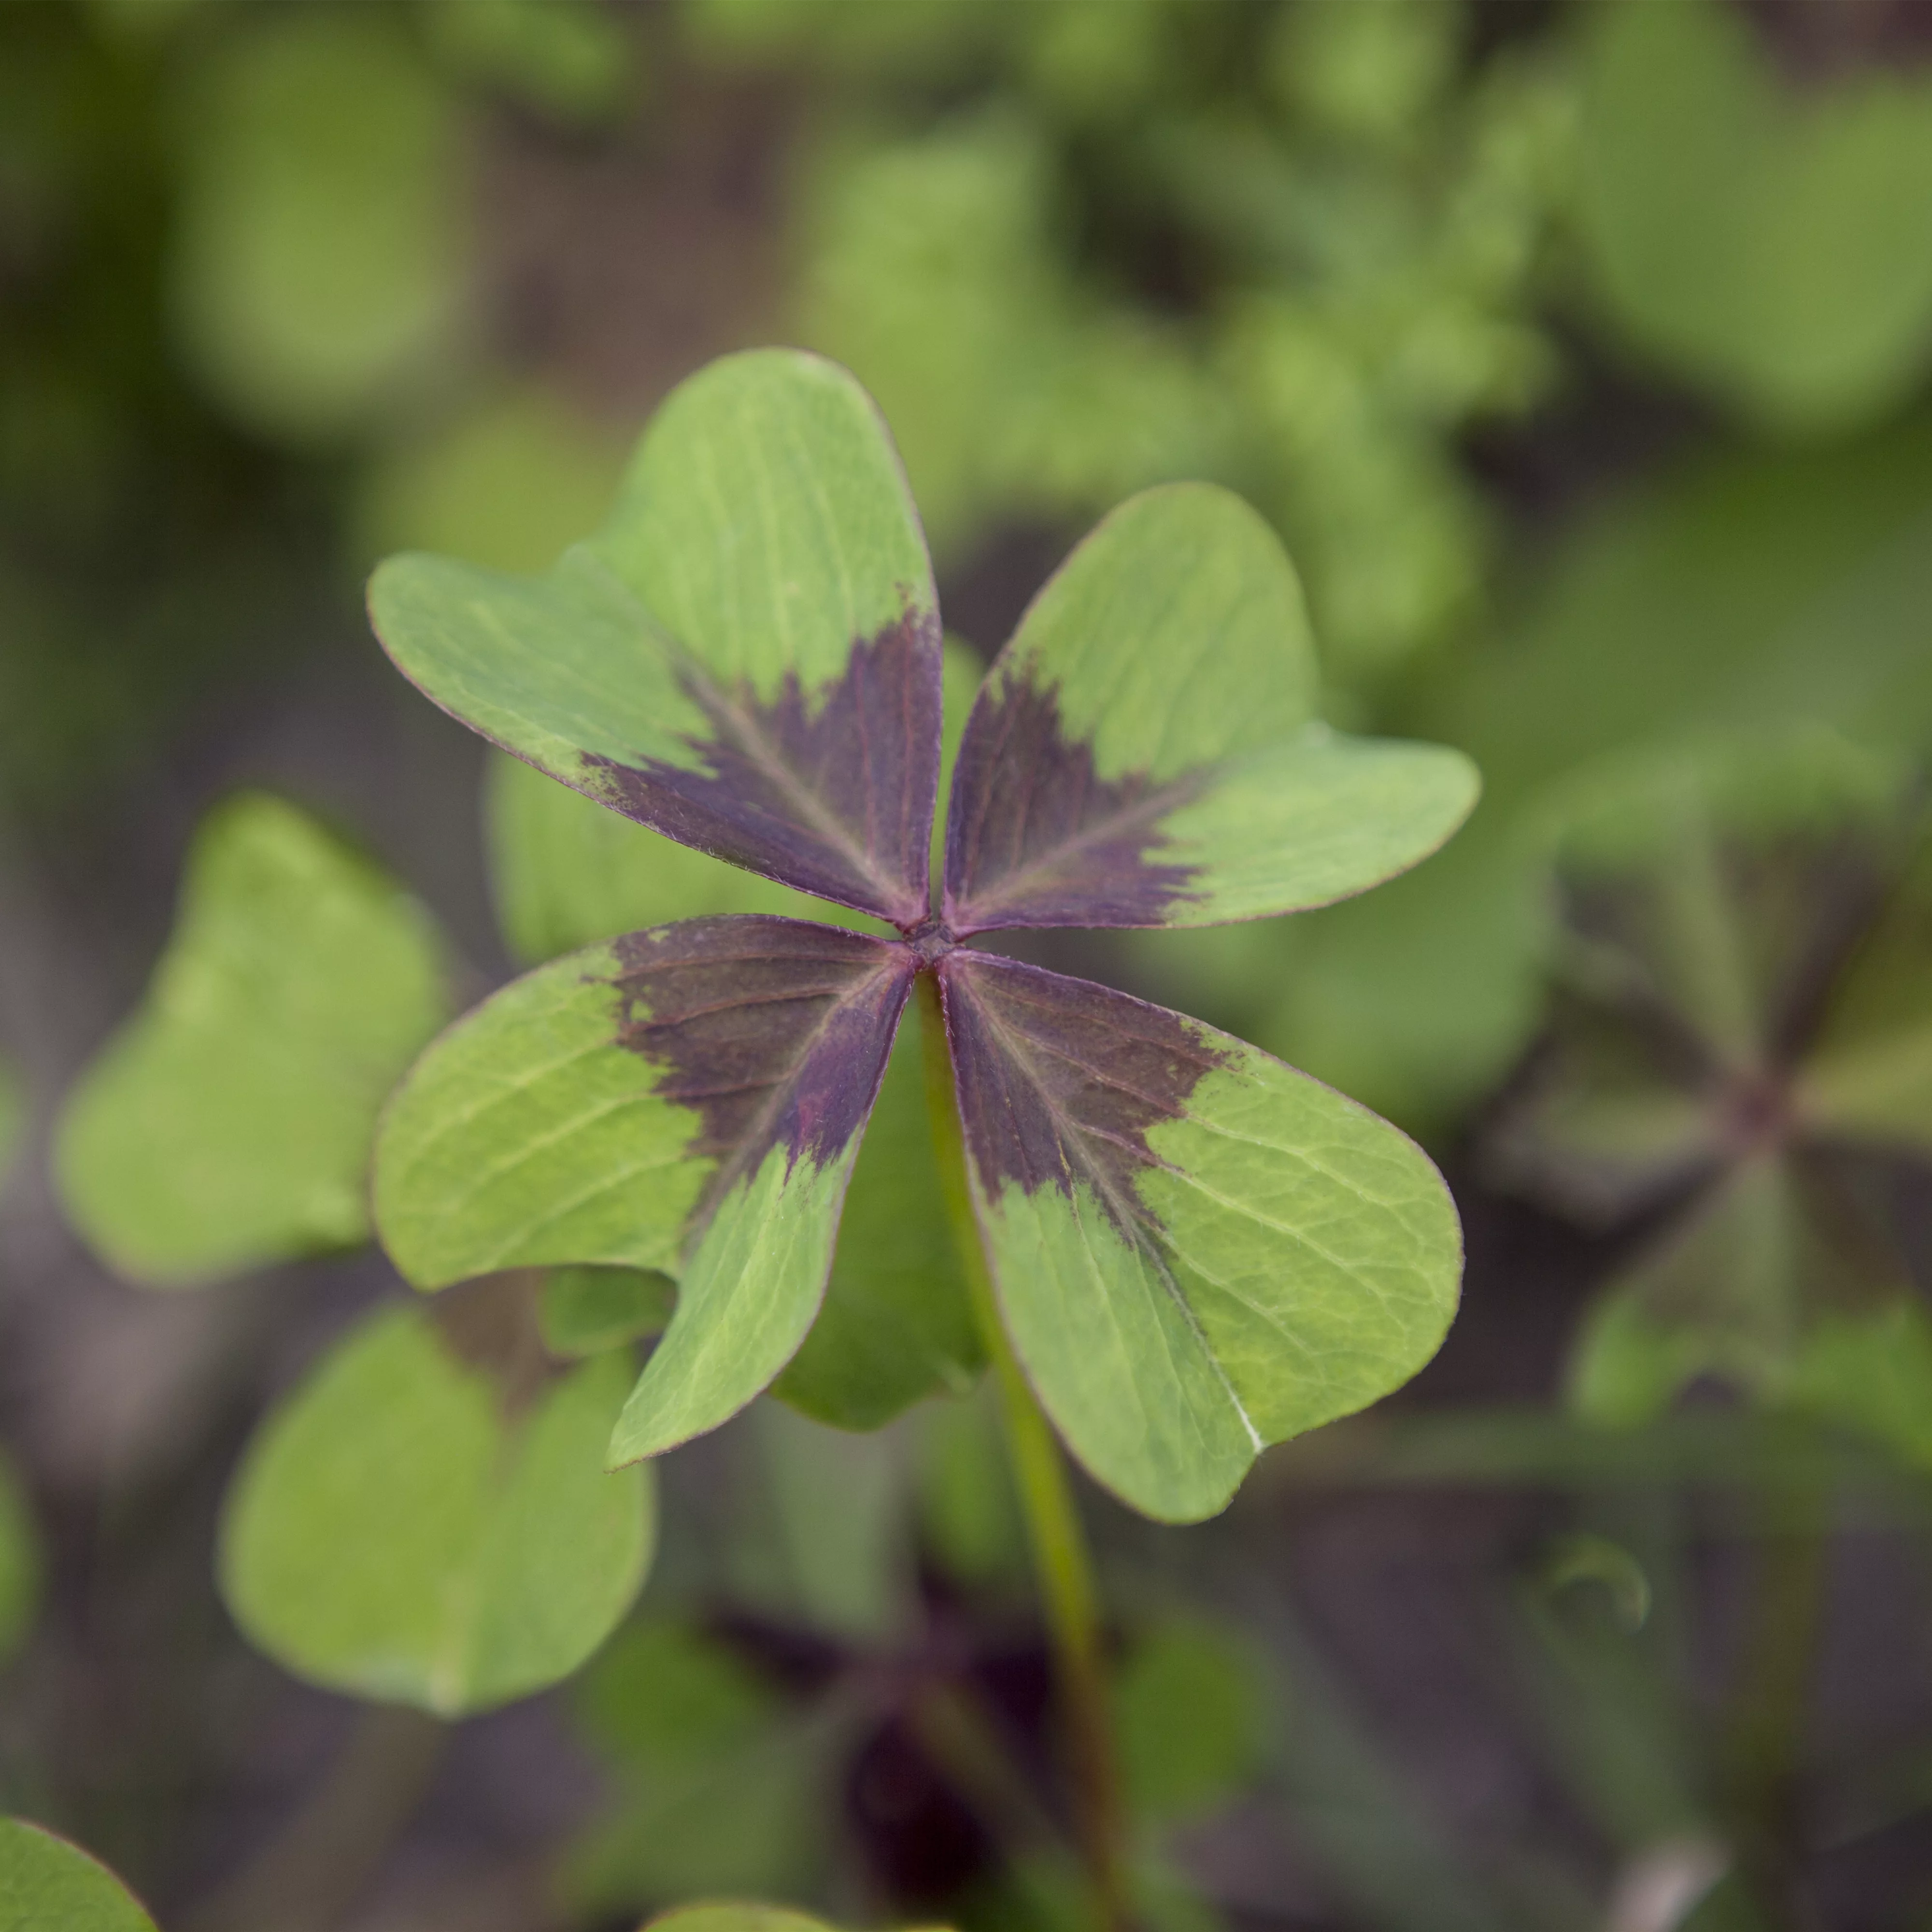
[906,917,959,967]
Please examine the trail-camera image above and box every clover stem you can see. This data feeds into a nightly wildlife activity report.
[916,971,1130,1932]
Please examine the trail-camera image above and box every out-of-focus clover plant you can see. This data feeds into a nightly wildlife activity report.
[1490,733,1932,1458]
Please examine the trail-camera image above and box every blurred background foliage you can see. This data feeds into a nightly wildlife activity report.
[6,0,1932,1928]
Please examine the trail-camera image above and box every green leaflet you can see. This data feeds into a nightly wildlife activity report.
[56,794,448,1287]
[483,639,981,964]
[1578,0,1932,431]
[483,823,977,1423]
[373,941,708,1286]
[220,1303,652,1715]
[948,962,1461,1523]
[1155,729,1480,927]
[944,484,1476,932]
[987,484,1319,785]
[374,922,914,1463]
[369,349,941,925]
[588,350,932,706]
[0,1820,156,1932]
[605,1145,864,1464]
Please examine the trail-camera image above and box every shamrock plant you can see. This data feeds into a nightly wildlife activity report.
[369,348,1477,1528]
[1489,733,1932,1445]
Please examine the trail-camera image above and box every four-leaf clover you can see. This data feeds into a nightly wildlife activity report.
[369,350,1477,1521]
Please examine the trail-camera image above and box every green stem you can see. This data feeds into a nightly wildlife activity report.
[917,972,1129,1932]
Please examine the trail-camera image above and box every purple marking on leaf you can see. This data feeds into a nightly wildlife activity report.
[586,609,942,930]
[937,950,1232,1232]
[608,916,916,1228]
[942,672,1207,934]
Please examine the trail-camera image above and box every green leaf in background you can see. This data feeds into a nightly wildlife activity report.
[566,1620,828,1914]
[1268,0,1457,147]
[539,1265,676,1359]
[915,1385,1026,1585]
[1114,1619,1263,1822]
[356,387,630,578]
[0,1818,156,1932]
[168,13,470,443]
[80,0,211,42]
[425,0,635,126]
[942,955,1462,1522]
[370,349,942,926]
[0,1455,42,1667]
[220,1302,652,1715]
[1577,0,1932,432]
[56,794,449,1287]
[1564,1289,1730,1435]
[578,1620,778,1767]
[730,1402,911,1642]
[943,485,1477,933]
